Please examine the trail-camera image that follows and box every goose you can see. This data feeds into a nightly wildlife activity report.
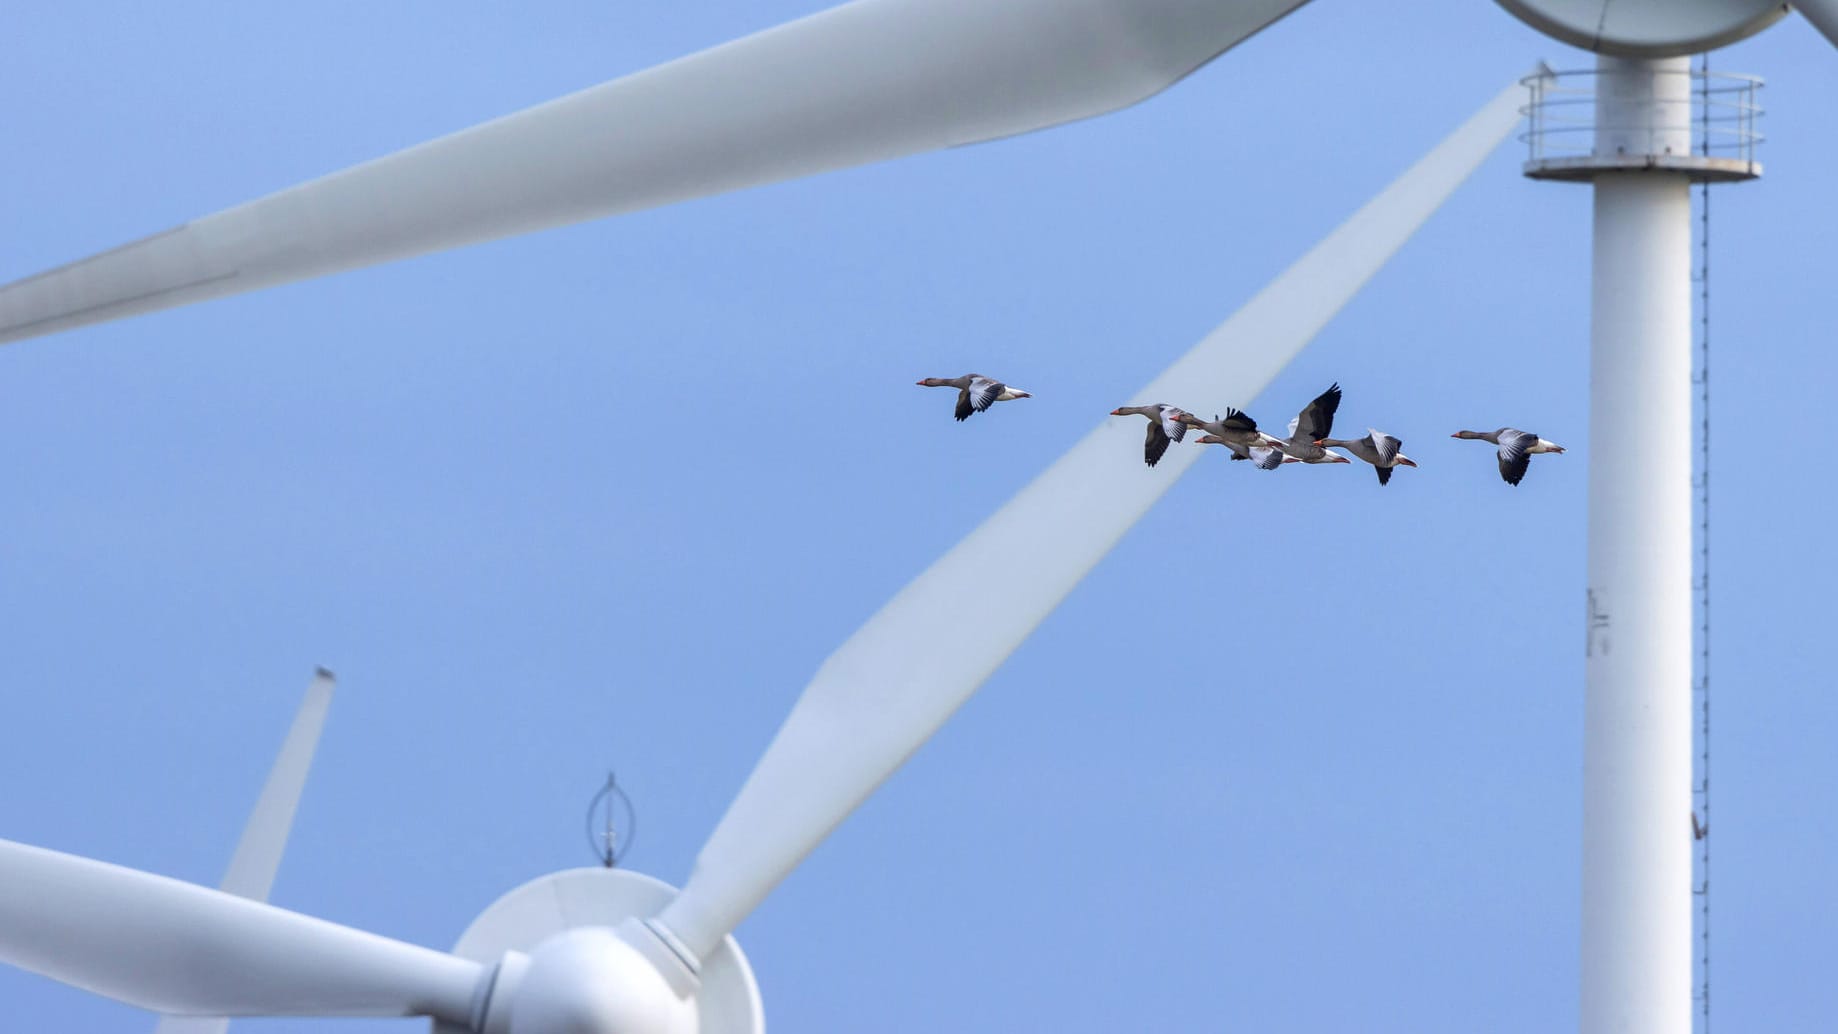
[1272,383,1344,463]
[1195,435,1350,469]
[916,374,1031,421]
[1452,428,1566,486]
[1315,429,1417,485]
[1110,404,1189,467]
[1193,434,1287,470]
[1178,408,1283,451]
[1288,447,1352,466]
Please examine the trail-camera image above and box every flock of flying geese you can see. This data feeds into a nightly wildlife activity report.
[916,374,1566,486]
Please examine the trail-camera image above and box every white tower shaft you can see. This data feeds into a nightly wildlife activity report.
[1581,55,1693,1034]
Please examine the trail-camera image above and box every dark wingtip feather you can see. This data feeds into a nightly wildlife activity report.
[1220,407,1257,432]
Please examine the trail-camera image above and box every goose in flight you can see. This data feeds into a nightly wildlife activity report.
[1195,435,1349,469]
[1110,404,1190,467]
[1316,430,1417,485]
[1452,428,1566,486]
[1194,434,1288,470]
[1178,409,1282,452]
[1272,383,1344,464]
[917,374,1031,421]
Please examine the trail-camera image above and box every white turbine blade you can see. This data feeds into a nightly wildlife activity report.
[219,667,337,900]
[1795,0,1838,49]
[154,1006,233,1034]
[655,77,1529,963]
[154,668,337,1034]
[0,0,1310,346]
[0,839,481,1022]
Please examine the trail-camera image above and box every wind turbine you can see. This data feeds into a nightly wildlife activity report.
[0,91,1521,1031]
[0,1,1827,1031]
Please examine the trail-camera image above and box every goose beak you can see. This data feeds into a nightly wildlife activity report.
[1109,408,1127,416]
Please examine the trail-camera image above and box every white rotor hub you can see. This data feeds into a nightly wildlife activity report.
[505,928,696,1034]
[433,868,762,1034]
[1494,0,1786,55]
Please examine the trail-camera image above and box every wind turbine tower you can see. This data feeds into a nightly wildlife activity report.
[1503,1,1777,1030]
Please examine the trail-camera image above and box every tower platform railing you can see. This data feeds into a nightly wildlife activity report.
[1520,67,1763,182]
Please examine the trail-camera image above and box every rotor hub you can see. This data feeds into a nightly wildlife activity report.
[440,867,763,1034]
[1493,0,1787,56]
[503,928,696,1034]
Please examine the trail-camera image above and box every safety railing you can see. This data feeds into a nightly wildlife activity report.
[1520,68,1763,164]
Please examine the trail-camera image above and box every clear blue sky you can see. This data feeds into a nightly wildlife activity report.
[2,3,1834,1031]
